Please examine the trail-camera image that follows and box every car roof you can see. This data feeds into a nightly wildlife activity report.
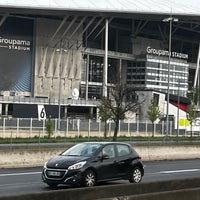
[81,141,131,146]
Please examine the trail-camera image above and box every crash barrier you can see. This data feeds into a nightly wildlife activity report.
[97,187,200,200]
[0,177,200,200]
[1,145,200,168]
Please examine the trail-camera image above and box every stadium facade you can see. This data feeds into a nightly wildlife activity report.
[0,0,199,122]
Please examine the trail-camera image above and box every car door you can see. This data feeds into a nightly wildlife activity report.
[96,144,118,181]
[115,144,132,178]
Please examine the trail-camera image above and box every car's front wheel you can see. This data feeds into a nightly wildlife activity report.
[47,182,58,188]
[129,167,142,183]
[83,170,96,187]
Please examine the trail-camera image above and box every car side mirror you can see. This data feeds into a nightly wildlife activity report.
[101,154,110,160]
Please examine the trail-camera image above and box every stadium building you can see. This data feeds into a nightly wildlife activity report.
[0,0,199,122]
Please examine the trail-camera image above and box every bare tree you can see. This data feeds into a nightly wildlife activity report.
[99,81,138,141]
[189,86,200,106]
[98,97,112,138]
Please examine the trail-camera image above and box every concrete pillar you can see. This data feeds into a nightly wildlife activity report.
[103,18,108,97]
[0,103,2,116]
[5,104,8,116]
[64,106,68,118]
[119,59,122,83]
[131,19,135,55]
[85,54,89,101]
[90,107,94,118]
[96,107,99,120]
[115,29,119,51]
[194,43,200,88]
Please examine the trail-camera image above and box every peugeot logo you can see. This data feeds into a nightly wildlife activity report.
[55,163,58,167]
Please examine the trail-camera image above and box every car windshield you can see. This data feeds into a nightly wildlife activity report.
[61,143,101,157]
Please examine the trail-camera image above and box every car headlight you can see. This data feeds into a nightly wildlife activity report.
[68,161,86,170]
[43,162,47,169]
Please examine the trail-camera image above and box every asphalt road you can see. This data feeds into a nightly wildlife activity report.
[0,159,200,197]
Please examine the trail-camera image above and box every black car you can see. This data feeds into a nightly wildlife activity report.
[42,142,144,187]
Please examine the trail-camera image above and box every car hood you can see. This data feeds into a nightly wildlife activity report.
[46,155,88,169]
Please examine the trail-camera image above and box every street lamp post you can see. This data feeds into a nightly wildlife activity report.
[163,16,178,137]
[58,62,61,131]
[57,41,63,131]
[177,79,180,138]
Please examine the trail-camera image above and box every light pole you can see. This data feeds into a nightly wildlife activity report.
[163,16,178,137]
[177,79,180,139]
[58,62,61,131]
[57,41,63,131]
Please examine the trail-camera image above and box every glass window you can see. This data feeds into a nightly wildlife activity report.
[116,144,130,156]
[102,145,115,158]
[61,143,101,157]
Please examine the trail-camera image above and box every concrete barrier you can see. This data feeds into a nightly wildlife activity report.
[1,144,200,168]
[0,178,200,200]
[0,148,63,168]
[97,187,200,200]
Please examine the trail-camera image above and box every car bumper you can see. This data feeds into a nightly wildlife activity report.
[42,167,83,185]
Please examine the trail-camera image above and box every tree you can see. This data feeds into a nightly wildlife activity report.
[98,97,112,138]
[147,98,161,137]
[186,100,197,137]
[98,83,138,141]
[189,86,200,106]
[45,116,54,138]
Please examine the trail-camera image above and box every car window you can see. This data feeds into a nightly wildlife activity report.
[102,145,115,158]
[62,143,101,156]
[116,144,130,156]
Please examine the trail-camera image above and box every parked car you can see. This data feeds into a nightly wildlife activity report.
[42,142,144,187]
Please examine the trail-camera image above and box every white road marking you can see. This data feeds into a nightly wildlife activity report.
[160,169,200,174]
[145,168,200,175]
[0,171,41,177]
[1,168,200,177]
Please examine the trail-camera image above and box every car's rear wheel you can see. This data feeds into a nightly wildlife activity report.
[83,170,96,187]
[129,167,142,183]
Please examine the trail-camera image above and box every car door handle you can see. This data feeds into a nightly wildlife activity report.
[116,161,125,164]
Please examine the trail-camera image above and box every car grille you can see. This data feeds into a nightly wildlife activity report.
[45,168,67,180]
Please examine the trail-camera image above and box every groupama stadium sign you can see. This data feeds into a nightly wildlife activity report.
[0,18,33,93]
[146,46,188,60]
[0,36,31,51]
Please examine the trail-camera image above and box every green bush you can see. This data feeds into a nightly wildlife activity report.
[45,116,54,138]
